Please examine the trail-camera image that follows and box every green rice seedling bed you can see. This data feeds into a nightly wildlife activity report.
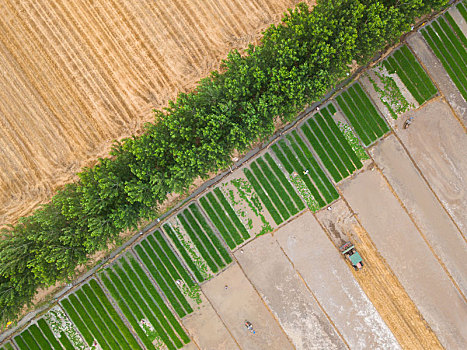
[244,168,282,225]
[300,120,342,181]
[213,188,250,240]
[135,244,188,317]
[436,18,467,64]
[14,331,37,350]
[152,231,196,287]
[126,256,190,343]
[27,324,50,349]
[163,224,204,282]
[250,161,290,219]
[273,141,326,208]
[114,260,181,349]
[37,318,61,349]
[61,298,93,346]
[335,94,371,146]
[316,113,356,174]
[200,195,237,249]
[75,289,120,349]
[178,213,219,273]
[384,56,424,105]
[352,83,389,136]
[0,342,14,350]
[320,106,363,169]
[189,204,232,265]
[445,12,467,48]
[59,332,75,350]
[100,272,156,350]
[291,132,339,202]
[458,1,467,21]
[264,153,305,211]
[345,88,380,140]
[256,158,299,217]
[422,27,467,99]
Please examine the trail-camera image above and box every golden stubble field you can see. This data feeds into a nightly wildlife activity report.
[0,0,312,226]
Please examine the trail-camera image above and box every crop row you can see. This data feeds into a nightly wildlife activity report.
[99,253,189,349]
[336,82,389,146]
[244,152,305,225]
[178,204,232,273]
[458,1,467,22]
[13,317,73,350]
[383,45,437,105]
[199,187,250,250]
[0,342,14,350]
[60,279,141,350]
[134,231,194,316]
[271,131,339,211]
[421,15,467,101]
[301,104,362,182]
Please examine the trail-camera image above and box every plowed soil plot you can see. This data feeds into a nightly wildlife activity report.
[370,135,467,295]
[340,169,467,349]
[201,263,293,350]
[235,233,346,350]
[275,211,400,349]
[316,198,443,350]
[0,0,310,226]
[181,294,238,350]
[394,99,467,235]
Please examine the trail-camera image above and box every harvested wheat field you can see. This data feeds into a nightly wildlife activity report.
[0,0,312,226]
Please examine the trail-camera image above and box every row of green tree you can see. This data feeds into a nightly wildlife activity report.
[0,0,448,326]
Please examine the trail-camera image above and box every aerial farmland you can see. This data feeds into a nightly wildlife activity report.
[1,1,467,350]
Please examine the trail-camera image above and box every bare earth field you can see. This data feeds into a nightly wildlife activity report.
[0,0,310,226]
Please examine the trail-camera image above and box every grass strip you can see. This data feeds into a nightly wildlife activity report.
[163,224,204,282]
[28,324,51,349]
[264,153,305,211]
[316,113,355,174]
[146,235,184,284]
[213,187,250,240]
[321,107,362,169]
[189,204,232,264]
[423,27,467,99]
[137,243,188,317]
[99,272,155,350]
[277,138,327,206]
[244,168,282,225]
[37,318,61,349]
[251,161,290,219]
[117,260,180,349]
[14,336,29,350]
[60,298,93,346]
[200,196,236,249]
[445,12,467,49]
[290,132,339,202]
[59,332,75,350]
[256,157,299,216]
[328,103,337,114]
[394,48,430,100]
[152,231,195,287]
[1,343,15,350]
[341,89,378,142]
[127,256,190,344]
[178,213,219,272]
[76,288,120,349]
[458,2,467,22]
[301,121,342,181]
[335,94,371,146]
[68,294,109,349]
[208,192,243,244]
[271,144,293,173]
[87,280,141,350]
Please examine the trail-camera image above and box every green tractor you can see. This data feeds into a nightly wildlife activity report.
[340,242,364,270]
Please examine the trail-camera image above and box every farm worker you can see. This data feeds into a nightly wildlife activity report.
[404,116,414,129]
[303,169,309,175]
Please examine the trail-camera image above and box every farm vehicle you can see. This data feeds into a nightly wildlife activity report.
[340,242,364,270]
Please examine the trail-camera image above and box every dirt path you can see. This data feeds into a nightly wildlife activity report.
[0,0,314,227]
[316,198,444,350]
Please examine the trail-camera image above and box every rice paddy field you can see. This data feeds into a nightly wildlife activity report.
[2,3,466,349]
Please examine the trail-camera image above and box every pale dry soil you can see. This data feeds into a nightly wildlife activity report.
[201,263,293,350]
[275,211,400,350]
[0,0,314,227]
[340,168,467,349]
[181,294,238,350]
[235,233,345,350]
[370,134,467,295]
[316,198,444,350]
